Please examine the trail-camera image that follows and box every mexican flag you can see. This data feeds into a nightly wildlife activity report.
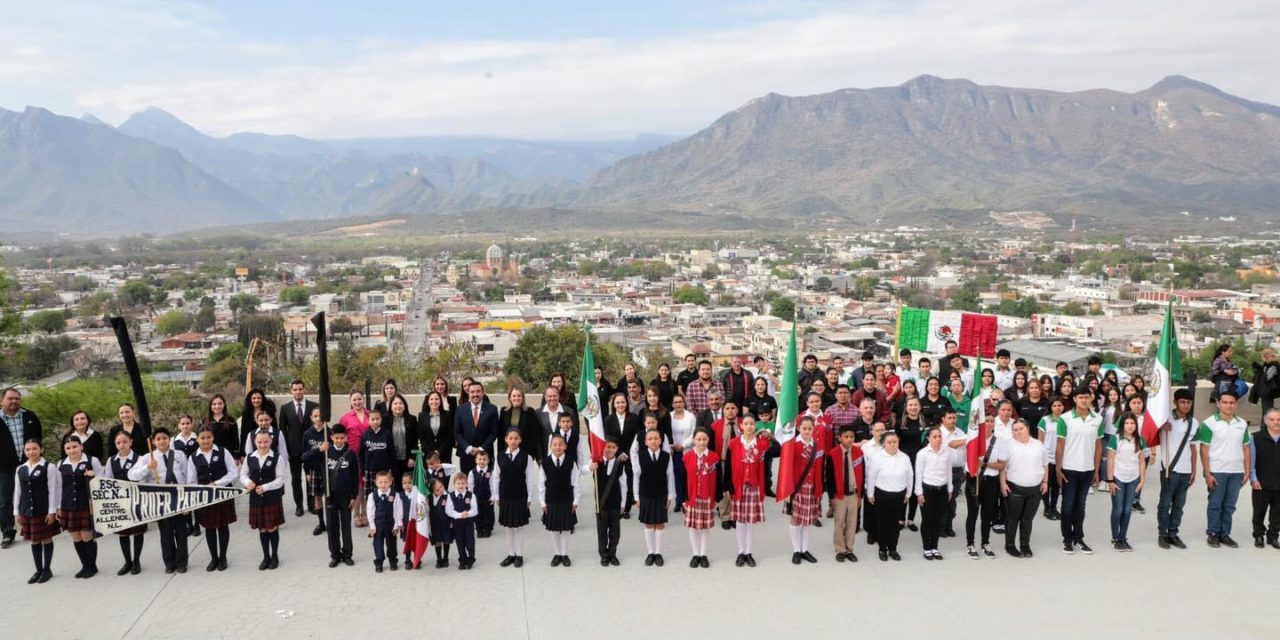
[773,320,799,444]
[898,306,999,358]
[578,329,606,462]
[403,449,430,568]
[1145,300,1182,446]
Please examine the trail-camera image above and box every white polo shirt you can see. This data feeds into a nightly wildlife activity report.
[1160,415,1199,475]
[1056,409,1104,472]
[1195,413,1252,474]
[1001,437,1048,487]
[1105,435,1148,483]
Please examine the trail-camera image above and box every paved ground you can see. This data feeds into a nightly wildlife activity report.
[1,473,1275,640]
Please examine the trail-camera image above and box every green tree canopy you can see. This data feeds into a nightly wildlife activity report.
[503,325,627,391]
[155,310,194,336]
[769,297,796,320]
[673,285,709,306]
[27,309,68,334]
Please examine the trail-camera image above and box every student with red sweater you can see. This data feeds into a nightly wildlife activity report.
[724,415,775,567]
[778,416,825,564]
[826,426,864,562]
[682,430,720,568]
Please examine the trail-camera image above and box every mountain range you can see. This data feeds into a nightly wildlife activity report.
[2,74,1278,234]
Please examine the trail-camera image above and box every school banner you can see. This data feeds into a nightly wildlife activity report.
[90,477,246,534]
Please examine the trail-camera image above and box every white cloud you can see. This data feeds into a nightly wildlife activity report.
[3,0,1278,139]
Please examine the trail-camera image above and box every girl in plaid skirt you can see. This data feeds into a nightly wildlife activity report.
[779,417,825,565]
[241,431,289,571]
[187,427,239,572]
[105,431,147,575]
[58,435,104,578]
[726,415,774,567]
[16,439,60,584]
[682,430,720,568]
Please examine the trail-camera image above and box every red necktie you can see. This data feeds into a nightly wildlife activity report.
[473,404,480,427]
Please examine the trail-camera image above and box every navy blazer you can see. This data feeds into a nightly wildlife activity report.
[454,401,499,458]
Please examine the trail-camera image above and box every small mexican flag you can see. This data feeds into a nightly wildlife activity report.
[403,449,430,568]
[1145,300,1182,445]
[578,329,606,462]
[898,306,999,358]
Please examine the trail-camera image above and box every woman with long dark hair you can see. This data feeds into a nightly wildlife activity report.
[65,410,105,463]
[650,363,678,411]
[204,394,240,458]
[385,393,417,482]
[373,378,399,416]
[239,389,277,457]
[416,391,454,463]
[500,388,543,459]
[918,376,948,428]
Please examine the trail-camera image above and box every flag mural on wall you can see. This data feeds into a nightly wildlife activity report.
[898,306,999,358]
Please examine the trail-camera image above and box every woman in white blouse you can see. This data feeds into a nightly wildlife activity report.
[867,432,912,561]
[999,420,1048,558]
[914,426,953,560]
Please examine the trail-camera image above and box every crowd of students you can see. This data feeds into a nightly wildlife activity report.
[7,342,1280,583]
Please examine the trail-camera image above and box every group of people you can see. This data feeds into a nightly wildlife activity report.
[5,341,1280,583]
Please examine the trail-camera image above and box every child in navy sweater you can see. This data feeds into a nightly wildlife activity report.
[361,412,394,502]
[469,450,495,538]
[428,478,454,568]
[445,472,479,569]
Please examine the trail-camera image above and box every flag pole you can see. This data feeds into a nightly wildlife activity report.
[311,312,331,501]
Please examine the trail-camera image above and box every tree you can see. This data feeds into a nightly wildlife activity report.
[673,286,709,306]
[229,293,260,321]
[280,286,311,307]
[119,280,154,308]
[770,297,796,320]
[1058,301,1086,316]
[814,276,833,292]
[236,314,284,349]
[27,309,68,334]
[22,336,79,379]
[155,310,194,336]
[208,342,247,366]
[194,305,216,332]
[504,325,627,390]
[950,288,981,312]
[1185,338,1262,378]
[77,291,114,317]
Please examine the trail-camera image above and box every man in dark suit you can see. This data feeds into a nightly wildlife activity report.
[1,387,43,548]
[536,386,572,449]
[454,381,498,473]
[278,379,319,517]
[696,391,725,431]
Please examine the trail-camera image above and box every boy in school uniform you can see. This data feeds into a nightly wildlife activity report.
[398,473,415,567]
[424,451,456,490]
[826,425,864,563]
[128,428,191,573]
[469,450,495,538]
[593,438,626,566]
[172,416,201,537]
[445,471,479,569]
[366,470,403,572]
[303,425,358,567]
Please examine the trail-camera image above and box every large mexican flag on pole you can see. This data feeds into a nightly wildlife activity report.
[578,329,606,462]
[898,306,999,358]
[1145,300,1182,445]
[773,321,799,444]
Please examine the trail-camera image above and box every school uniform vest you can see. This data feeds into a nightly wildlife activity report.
[595,461,623,511]
[173,435,198,458]
[471,467,492,501]
[542,456,574,504]
[17,462,51,517]
[362,428,393,471]
[111,455,138,483]
[59,458,93,511]
[191,447,230,484]
[371,491,396,528]
[249,428,282,455]
[637,450,671,499]
[246,453,282,505]
[553,429,581,466]
[1255,434,1280,490]
[496,451,529,501]
[449,491,474,516]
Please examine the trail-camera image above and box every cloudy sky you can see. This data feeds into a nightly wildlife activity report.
[1,0,1276,140]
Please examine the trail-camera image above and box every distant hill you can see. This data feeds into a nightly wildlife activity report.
[573,75,1280,220]
[0,107,272,233]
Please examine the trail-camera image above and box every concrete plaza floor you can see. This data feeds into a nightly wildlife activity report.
[1,474,1275,640]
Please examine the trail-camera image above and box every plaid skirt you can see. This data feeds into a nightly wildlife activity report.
[497,499,530,529]
[59,509,95,533]
[637,497,669,525]
[789,483,820,527]
[684,497,714,530]
[731,484,765,524]
[196,501,238,529]
[541,503,577,532]
[306,469,326,497]
[248,503,285,530]
[18,514,61,541]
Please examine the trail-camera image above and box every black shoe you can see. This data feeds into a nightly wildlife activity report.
[691,556,701,568]
[879,549,888,561]
[620,510,631,520]
[813,519,823,527]
[165,566,176,575]
[907,522,918,532]
[1220,536,1239,548]
[82,566,98,579]
[735,553,747,567]
[190,527,202,538]
[435,558,448,569]
[699,556,710,568]
[1207,534,1222,548]
[765,488,776,498]
[888,550,901,561]
[645,554,656,567]
[1076,541,1093,555]
[206,560,219,572]
[218,558,228,571]
[258,560,270,571]
[28,571,41,584]
[982,545,996,558]
[1006,545,1022,558]
[944,528,956,538]
[924,552,935,561]
[1,533,15,549]
[968,545,980,559]
[1063,542,1075,555]
[551,555,563,567]
[846,552,857,562]
[1170,536,1186,549]
[836,553,847,563]
[674,504,683,513]
[75,568,87,579]
[792,552,802,565]
[1132,501,1145,514]
[1269,539,1280,550]
[456,562,466,571]
[609,555,620,566]
[312,524,326,536]
[1046,510,1061,521]
[1020,546,1033,558]
[601,557,611,567]
[513,556,523,568]
[1158,535,1171,549]
[130,563,141,575]
[561,556,571,567]
[389,562,399,571]
[1255,536,1265,549]
[721,521,732,530]
[992,523,1005,534]
[745,554,757,567]
[176,565,187,574]
[375,565,384,573]
[295,506,305,517]
[501,555,516,567]
[801,551,817,563]
[652,554,662,567]
[117,561,133,576]
[269,558,279,570]
[329,559,340,568]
